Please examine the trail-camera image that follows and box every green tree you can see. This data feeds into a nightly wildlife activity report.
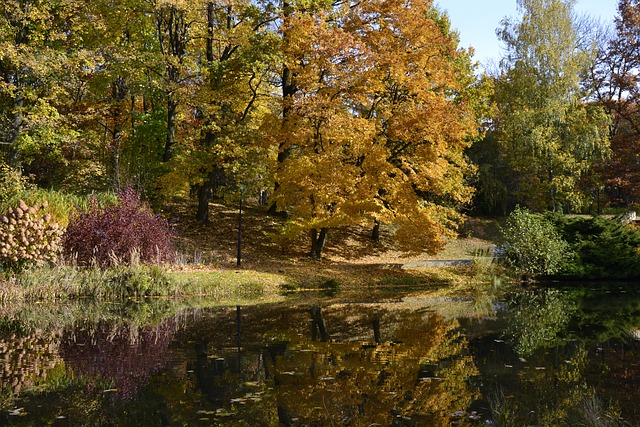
[506,289,576,356]
[61,0,162,192]
[549,214,640,279]
[494,0,610,212]
[0,0,167,193]
[0,0,84,184]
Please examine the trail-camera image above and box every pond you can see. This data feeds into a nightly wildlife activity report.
[0,284,639,426]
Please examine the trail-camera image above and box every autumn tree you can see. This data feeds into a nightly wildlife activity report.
[58,0,158,192]
[589,0,640,205]
[192,1,278,223]
[493,0,610,212]
[0,0,85,185]
[268,0,484,259]
[146,0,279,222]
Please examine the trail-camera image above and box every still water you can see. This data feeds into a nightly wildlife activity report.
[0,285,639,426]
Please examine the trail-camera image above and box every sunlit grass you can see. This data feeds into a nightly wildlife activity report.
[0,260,508,306]
[0,263,293,304]
[0,196,512,305]
[0,188,117,226]
[167,269,290,302]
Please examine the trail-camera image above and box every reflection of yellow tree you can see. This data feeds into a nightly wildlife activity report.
[269,310,479,426]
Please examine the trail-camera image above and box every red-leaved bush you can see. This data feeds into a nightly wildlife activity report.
[63,188,174,267]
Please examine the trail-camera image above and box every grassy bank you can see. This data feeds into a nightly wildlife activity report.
[0,264,292,304]
[0,256,509,305]
[0,199,508,304]
[164,199,508,299]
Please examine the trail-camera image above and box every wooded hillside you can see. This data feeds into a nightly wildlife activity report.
[1,0,639,258]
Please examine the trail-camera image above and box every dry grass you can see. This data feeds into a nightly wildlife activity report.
[163,198,502,296]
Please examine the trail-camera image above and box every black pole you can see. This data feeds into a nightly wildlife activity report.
[236,305,241,350]
[237,194,243,267]
[236,305,241,371]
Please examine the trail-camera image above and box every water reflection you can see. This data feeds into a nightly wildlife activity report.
[0,286,639,426]
[261,307,479,426]
[0,321,60,395]
[59,318,178,402]
[505,289,576,356]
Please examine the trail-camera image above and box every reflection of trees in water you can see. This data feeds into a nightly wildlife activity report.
[485,343,635,427]
[146,304,480,426]
[472,285,640,426]
[262,306,479,426]
[582,341,640,425]
[59,318,178,401]
[506,289,576,357]
[2,291,639,425]
[0,316,180,426]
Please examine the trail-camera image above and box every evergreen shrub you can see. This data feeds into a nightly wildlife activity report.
[63,187,174,267]
[547,214,640,279]
[0,200,63,272]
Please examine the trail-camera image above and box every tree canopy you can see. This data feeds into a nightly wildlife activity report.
[267,0,487,258]
[2,0,639,259]
[492,0,610,212]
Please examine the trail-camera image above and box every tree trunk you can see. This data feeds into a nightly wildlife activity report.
[110,77,128,190]
[196,182,211,223]
[309,228,328,260]
[112,129,121,190]
[206,2,215,62]
[372,318,381,343]
[310,306,330,342]
[371,220,380,241]
[269,2,297,216]
[9,93,24,168]
[143,94,150,114]
[267,64,296,217]
[162,97,177,162]
[130,95,136,139]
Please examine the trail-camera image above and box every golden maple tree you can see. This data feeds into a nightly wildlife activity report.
[267,0,485,258]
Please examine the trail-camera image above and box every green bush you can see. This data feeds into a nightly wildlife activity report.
[500,207,571,278]
[0,200,63,272]
[0,163,32,203]
[547,214,640,279]
[506,289,575,356]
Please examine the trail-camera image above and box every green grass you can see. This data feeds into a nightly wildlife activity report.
[0,264,290,304]
[0,188,117,226]
[167,270,289,302]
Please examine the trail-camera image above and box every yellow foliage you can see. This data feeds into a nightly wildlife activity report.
[269,0,482,255]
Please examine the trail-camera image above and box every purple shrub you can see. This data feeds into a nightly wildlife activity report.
[63,188,174,267]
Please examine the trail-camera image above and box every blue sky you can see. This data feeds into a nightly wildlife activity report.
[438,0,619,69]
